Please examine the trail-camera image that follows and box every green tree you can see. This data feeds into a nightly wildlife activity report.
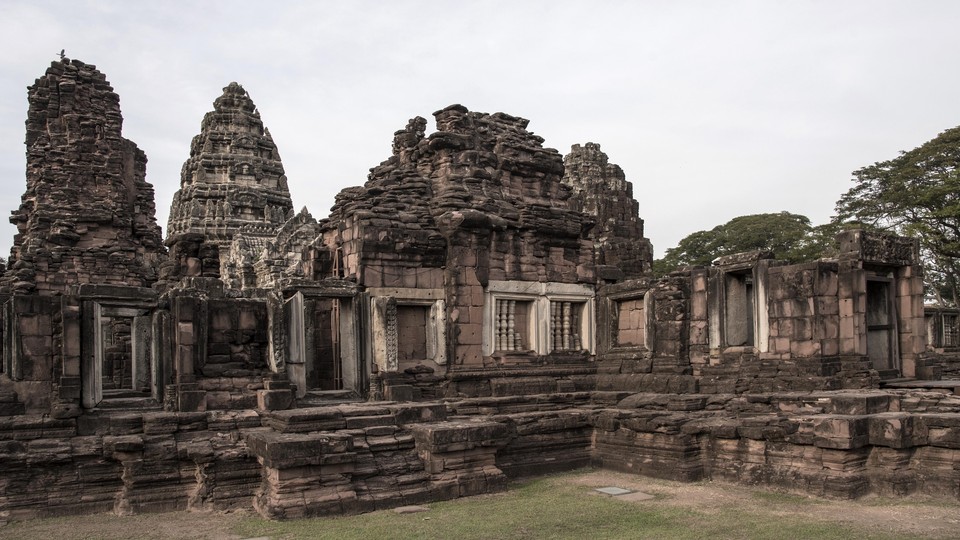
[654,212,836,276]
[834,125,960,305]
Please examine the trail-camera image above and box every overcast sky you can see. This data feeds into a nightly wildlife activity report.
[2,1,959,259]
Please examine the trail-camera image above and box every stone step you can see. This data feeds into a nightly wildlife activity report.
[95,396,162,411]
[297,389,363,407]
[882,379,960,395]
[102,389,153,399]
[876,369,902,380]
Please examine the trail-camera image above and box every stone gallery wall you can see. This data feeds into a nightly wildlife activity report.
[1,389,959,520]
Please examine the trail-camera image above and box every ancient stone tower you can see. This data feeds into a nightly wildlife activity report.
[163,82,293,287]
[562,142,652,279]
[2,59,165,295]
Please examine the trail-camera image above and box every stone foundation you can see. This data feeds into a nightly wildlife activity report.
[2,388,959,521]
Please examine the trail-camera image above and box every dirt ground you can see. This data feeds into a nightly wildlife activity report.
[4,470,959,539]
[571,470,960,539]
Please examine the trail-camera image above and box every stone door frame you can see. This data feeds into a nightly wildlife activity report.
[281,286,361,398]
[78,285,157,409]
[865,276,900,375]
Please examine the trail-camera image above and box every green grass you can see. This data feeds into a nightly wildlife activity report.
[231,473,909,540]
[3,470,948,540]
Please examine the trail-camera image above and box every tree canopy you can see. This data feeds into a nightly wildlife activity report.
[653,212,838,275]
[834,125,960,305]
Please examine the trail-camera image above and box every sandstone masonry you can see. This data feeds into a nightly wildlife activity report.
[0,58,958,522]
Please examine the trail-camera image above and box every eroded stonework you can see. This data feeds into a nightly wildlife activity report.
[0,58,958,522]
[562,142,653,279]
[2,59,164,295]
[162,82,293,287]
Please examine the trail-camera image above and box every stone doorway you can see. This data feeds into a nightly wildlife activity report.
[284,292,359,399]
[308,298,342,391]
[866,278,899,376]
[724,272,755,348]
[82,304,154,408]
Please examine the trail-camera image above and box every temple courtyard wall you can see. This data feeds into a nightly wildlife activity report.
[2,388,960,521]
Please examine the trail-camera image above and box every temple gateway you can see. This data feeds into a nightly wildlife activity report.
[0,59,958,520]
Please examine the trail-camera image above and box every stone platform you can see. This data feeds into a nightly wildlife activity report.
[1,388,959,521]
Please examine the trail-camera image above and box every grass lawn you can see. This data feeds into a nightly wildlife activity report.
[232,471,929,540]
[4,469,956,539]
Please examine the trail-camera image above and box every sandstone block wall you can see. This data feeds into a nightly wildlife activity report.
[2,389,959,521]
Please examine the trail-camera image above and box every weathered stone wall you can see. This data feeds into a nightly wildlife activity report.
[0,410,262,520]
[592,389,960,499]
[319,116,445,290]
[251,402,508,519]
[204,299,269,378]
[321,106,605,376]
[153,288,297,414]
[700,258,876,393]
[766,261,840,359]
[593,229,929,396]
[1,296,60,413]
[2,389,959,521]
[3,59,164,295]
[596,276,697,394]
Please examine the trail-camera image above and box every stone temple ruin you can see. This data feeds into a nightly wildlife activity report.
[0,58,959,521]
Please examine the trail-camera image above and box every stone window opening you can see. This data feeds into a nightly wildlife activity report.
[927,310,959,350]
[549,300,585,352]
[940,313,959,348]
[483,281,595,357]
[708,256,771,355]
[494,298,534,352]
[866,277,899,373]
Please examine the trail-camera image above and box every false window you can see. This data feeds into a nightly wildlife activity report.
[550,300,585,351]
[614,297,646,348]
[724,271,755,347]
[494,299,534,352]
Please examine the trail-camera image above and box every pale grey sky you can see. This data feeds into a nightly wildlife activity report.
[2,1,959,259]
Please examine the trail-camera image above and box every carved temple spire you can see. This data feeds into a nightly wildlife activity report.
[166,82,293,245]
